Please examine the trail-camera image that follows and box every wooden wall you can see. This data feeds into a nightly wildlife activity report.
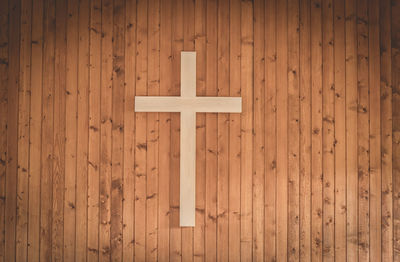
[0,0,399,261]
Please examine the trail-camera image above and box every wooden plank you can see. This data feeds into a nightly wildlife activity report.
[39,0,55,260]
[159,0,172,259]
[322,0,335,260]
[194,0,206,259]
[146,0,159,260]
[87,0,102,259]
[205,0,217,260]
[228,0,241,261]
[52,0,67,260]
[5,0,20,260]
[28,0,43,260]
[240,0,253,261]
[110,0,124,260]
[310,0,323,260]
[122,0,136,260]
[134,0,147,260]
[276,0,288,260]
[252,0,264,259]
[368,0,381,261]
[217,0,230,260]
[64,0,78,259]
[356,0,370,259]
[0,0,8,260]
[228,0,241,259]
[264,0,277,260]
[333,0,346,260]
[76,0,90,260]
[287,0,300,260]
[380,0,393,260]
[170,0,183,258]
[182,0,194,258]
[16,0,32,259]
[392,0,400,260]
[299,0,311,260]
[99,0,113,259]
[345,0,358,259]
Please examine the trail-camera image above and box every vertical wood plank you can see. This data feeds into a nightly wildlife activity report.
[5,0,20,260]
[287,0,300,260]
[76,0,90,261]
[345,0,358,259]
[52,0,67,260]
[27,0,43,260]
[310,0,323,260]
[182,0,194,260]
[122,0,136,260]
[264,0,277,260]
[194,0,206,260]
[217,0,230,261]
[39,0,55,260]
[205,0,217,260]
[146,0,159,260]
[64,0,78,260]
[100,0,113,259]
[16,0,32,259]
[135,0,147,260]
[276,0,288,260]
[369,0,381,260]
[299,0,311,260]
[240,0,253,261]
[159,0,172,259]
[88,0,102,259]
[392,0,400,260]
[380,0,393,260]
[357,0,370,259]
[110,0,125,260]
[333,0,347,260]
[0,0,8,260]
[77,0,91,260]
[228,0,241,261]
[170,0,182,259]
[322,0,335,260]
[253,0,264,260]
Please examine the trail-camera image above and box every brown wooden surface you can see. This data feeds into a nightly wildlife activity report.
[0,0,399,261]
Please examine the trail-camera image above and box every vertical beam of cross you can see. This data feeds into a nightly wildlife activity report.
[135,52,241,226]
[179,52,196,226]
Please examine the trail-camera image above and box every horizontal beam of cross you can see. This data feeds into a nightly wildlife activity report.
[135,96,242,113]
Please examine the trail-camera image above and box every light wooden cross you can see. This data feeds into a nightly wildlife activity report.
[135,52,242,226]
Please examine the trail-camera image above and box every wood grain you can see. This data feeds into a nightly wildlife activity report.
[276,0,288,260]
[40,0,54,261]
[299,0,311,261]
[87,0,101,260]
[28,0,43,260]
[345,0,359,260]
[159,0,172,260]
[334,0,346,260]
[264,0,277,261]
[205,0,217,260]
[1,0,398,261]
[16,0,32,260]
[52,0,66,260]
[0,0,8,260]
[240,0,253,261]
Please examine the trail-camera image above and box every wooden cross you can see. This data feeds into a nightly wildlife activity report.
[135,52,242,226]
